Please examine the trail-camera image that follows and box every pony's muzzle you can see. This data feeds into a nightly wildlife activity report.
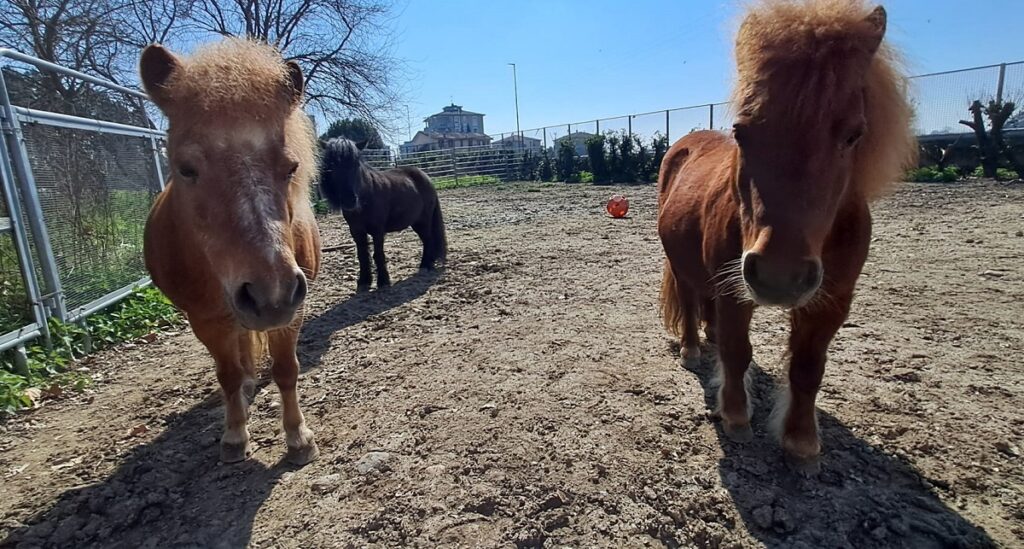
[741,252,822,307]
[231,270,307,330]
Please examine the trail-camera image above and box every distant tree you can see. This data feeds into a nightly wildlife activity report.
[960,99,1023,179]
[585,135,609,182]
[320,118,385,149]
[190,0,401,127]
[0,0,403,128]
[556,139,576,181]
[539,148,554,181]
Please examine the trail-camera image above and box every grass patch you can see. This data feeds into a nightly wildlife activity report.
[0,286,184,416]
[906,166,961,183]
[433,174,502,190]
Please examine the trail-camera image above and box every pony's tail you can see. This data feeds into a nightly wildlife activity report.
[660,261,684,337]
[431,200,448,263]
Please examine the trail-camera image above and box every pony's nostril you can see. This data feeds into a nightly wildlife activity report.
[802,262,821,290]
[290,273,308,307]
[235,282,260,317]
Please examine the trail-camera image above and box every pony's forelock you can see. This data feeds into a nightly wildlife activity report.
[731,0,916,200]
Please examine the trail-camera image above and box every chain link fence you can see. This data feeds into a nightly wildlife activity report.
[0,50,165,362]
[1,52,1022,358]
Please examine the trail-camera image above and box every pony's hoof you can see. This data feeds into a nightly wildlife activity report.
[723,421,754,443]
[356,283,371,293]
[682,345,701,362]
[784,452,821,477]
[286,441,320,466]
[220,441,252,463]
[377,279,392,289]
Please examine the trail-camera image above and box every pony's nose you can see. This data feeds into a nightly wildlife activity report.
[232,271,307,329]
[742,253,822,306]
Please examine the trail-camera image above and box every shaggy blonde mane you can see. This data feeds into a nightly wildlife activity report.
[150,37,318,195]
[732,0,917,200]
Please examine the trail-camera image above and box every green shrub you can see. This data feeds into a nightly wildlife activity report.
[556,140,577,182]
[433,174,501,190]
[0,287,184,416]
[579,171,594,183]
[906,166,960,183]
[970,165,1019,180]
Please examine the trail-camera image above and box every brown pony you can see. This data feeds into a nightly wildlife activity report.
[141,39,322,465]
[658,0,915,469]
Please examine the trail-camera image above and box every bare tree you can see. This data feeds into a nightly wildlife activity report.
[960,99,1023,179]
[0,0,402,130]
[0,0,127,105]
[189,0,402,130]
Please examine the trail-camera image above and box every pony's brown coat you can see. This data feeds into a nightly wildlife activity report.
[658,0,915,468]
[142,38,322,464]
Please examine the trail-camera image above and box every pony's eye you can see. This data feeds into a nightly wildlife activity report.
[844,129,864,148]
[287,162,299,177]
[178,165,198,179]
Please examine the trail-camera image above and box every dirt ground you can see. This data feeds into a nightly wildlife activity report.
[1,180,1022,548]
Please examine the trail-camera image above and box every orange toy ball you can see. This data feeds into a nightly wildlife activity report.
[606,195,629,218]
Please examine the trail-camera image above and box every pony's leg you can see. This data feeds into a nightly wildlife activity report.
[675,274,701,362]
[702,297,717,345]
[268,324,318,465]
[714,297,754,441]
[192,319,251,463]
[352,229,372,291]
[411,220,434,271]
[776,292,852,470]
[236,332,258,403]
[372,231,391,287]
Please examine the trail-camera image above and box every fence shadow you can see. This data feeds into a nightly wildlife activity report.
[676,342,995,548]
[0,270,441,548]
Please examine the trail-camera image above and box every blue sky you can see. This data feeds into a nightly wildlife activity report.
[389,0,1024,143]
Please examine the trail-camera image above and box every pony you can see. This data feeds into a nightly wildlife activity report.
[318,137,447,290]
[141,38,322,465]
[658,0,915,470]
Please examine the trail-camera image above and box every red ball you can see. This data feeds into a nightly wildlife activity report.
[606,195,629,218]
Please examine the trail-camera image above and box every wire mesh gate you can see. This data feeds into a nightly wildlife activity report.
[0,49,166,366]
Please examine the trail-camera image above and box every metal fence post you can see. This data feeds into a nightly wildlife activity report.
[709,104,715,129]
[996,63,1007,103]
[0,112,51,349]
[665,110,670,141]
[543,127,547,150]
[628,116,633,139]
[595,119,600,135]
[0,67,67,321]
[449,148,458,186]
[149,136,165,191]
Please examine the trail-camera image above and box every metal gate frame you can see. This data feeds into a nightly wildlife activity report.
[0,49,166,364]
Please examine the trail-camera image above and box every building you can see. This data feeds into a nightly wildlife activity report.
[554,131,596,157]
[400,104,492,155]
[493,134,542,154]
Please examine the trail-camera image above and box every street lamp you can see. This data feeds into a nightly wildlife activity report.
[508,62,521,148]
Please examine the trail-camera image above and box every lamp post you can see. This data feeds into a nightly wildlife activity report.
[508,62,521,148]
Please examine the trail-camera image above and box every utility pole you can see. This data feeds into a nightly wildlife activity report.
[508,62,521,148]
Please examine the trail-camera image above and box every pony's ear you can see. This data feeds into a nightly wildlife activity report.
[862,5,886,54]
[140,44,181,108]
[285,61,304,105]
[355,139,368,150]
[318,139,328,149]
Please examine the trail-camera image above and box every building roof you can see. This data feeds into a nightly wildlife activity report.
[427,103,484,118]
[494,134,541,143]
[557,131,598,140]
[402,131,493,146]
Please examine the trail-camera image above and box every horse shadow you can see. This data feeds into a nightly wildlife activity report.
[676,342,995,548]
[298,267,442,371]
[0,270,442,548]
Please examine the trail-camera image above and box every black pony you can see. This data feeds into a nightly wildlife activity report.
[319,138,447,290]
